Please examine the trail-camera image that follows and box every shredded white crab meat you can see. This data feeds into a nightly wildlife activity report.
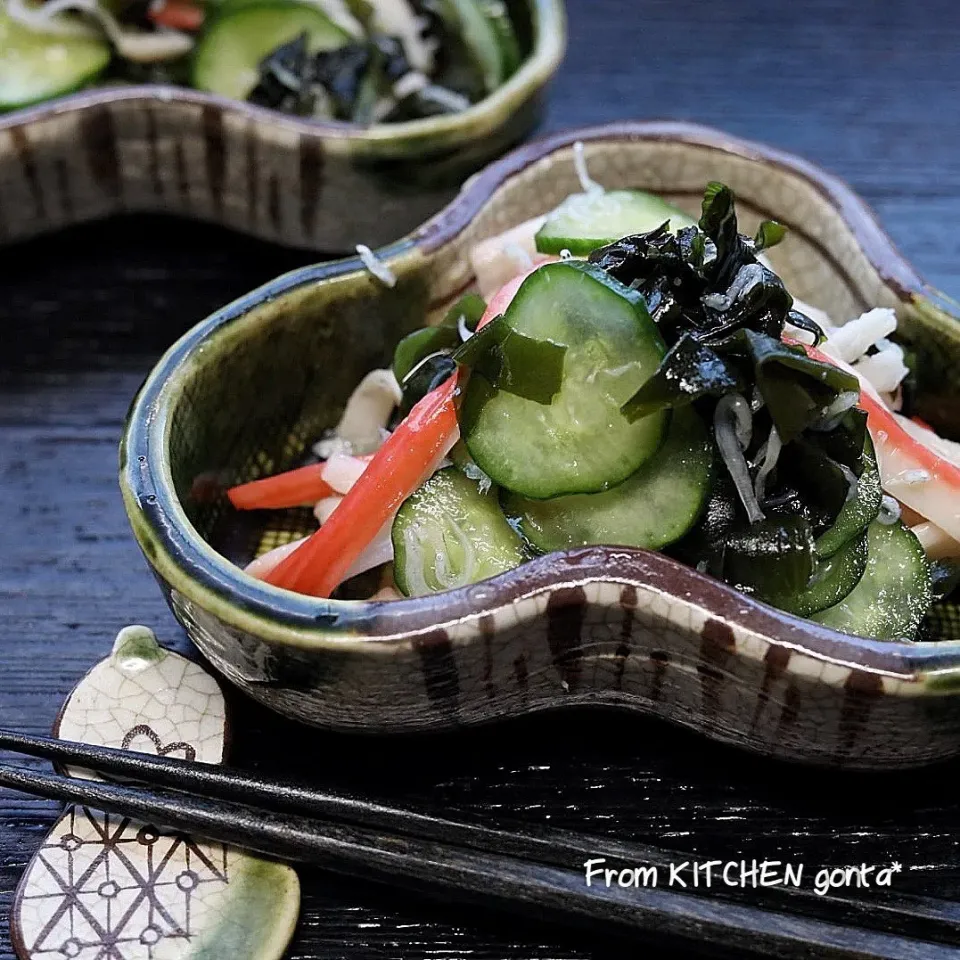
[503,242,535,273]
[419,85,471,112]
[344,522,395,578]
[853,347,910,395]
[911,521,960,560]
[356,244,397,288]
[796,303,915,408]
[114,27,194,62]
[321,453,369,494]
[312,434,354,459]
[820,308,898,364]
[468,215,545,300]
[313,495,342,525]
[328,368,401,455]
[392,70,429,100]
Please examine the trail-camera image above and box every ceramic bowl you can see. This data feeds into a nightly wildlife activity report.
[121,120,960,769]
[0,0,565,252]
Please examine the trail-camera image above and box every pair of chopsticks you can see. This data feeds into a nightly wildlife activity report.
[0,728,957,960]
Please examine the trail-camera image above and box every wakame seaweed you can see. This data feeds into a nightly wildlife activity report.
[620,334,744,421]
[591,182,874,611]
[248,32,316,115]
[394,291,567,414]
[248,31,427,122]
[452,315,568,405]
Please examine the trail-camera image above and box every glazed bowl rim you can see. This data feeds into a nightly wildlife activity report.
[120,118,960,681]
[0,0,566,151]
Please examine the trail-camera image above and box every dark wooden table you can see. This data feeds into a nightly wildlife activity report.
[4,1,960,957]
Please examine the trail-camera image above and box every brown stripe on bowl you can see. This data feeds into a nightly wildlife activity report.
[0,0,566,252]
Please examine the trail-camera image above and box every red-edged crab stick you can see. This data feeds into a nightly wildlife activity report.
[258,266,539,598]
[795,338,960,545]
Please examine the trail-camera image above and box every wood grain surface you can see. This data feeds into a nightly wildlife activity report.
[3,1,960,957]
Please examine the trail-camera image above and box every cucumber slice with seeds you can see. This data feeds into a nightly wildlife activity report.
[459,260,669,499]
[392,467,526,596]
[812,519,932,641]
[503,406,712,554]
[535,189,698,256]
[0,9,111,112]
[192,1,351,101]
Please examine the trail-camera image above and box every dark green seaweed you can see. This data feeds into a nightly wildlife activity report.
[452,315,567,405]
[588,182,910,628]
[620,334,744,421]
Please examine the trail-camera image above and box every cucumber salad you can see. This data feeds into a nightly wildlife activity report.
[0,0,521,121]
[231,164,960,643]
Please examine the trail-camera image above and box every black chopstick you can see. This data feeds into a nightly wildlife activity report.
[3,730,960,959]
[0,727,620,870]
[0,759,952,960]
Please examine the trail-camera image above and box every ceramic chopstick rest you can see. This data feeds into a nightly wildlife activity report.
[11,625,301,960]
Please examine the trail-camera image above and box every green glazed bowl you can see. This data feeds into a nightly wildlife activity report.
[0,0,565,251]
[121,121,960,769]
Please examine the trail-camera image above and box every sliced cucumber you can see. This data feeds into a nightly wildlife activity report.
[192,1,351,101]
[434,0,504,93]
[459,260,668,499]
[535,189,699,256]
[503,406,711,554]
[479,0,521,78]
[814,437,882,559]
[0,10,111,112]
[811,519,932,641]
[765,531,869,619]
[392,467,526,596]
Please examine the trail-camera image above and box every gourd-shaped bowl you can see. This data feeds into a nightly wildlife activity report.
[0,0,565,251]
[121,121,960,769]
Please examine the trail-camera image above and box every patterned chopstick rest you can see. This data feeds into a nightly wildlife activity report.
[11,626,301,960]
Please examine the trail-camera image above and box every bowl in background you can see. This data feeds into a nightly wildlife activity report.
[0,0,566,252]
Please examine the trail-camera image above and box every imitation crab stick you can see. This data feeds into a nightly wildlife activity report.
[261,375,460,596]
[257,266,541,597]
[148,0,204,31]
[797,338,960,544]
[227,454,373,510]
